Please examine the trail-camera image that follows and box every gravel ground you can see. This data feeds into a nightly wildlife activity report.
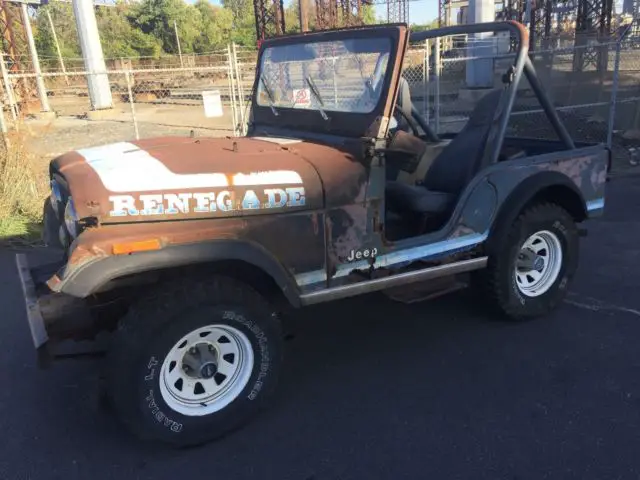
[24,119,232,159]
[19,102,237,161]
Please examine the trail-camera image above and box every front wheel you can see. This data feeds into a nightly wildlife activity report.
[105,277,283,447]
[482,202,579,320]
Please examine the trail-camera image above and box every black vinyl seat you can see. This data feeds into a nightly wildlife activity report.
[386,182,453,214]
[386,88,504,217]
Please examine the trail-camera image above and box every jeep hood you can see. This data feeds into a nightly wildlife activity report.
[51,136,362,224]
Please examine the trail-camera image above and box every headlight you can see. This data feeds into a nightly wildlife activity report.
[50,179,63,218]
[64,197,79,239]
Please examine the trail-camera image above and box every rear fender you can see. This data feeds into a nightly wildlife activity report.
[485,170,587,254]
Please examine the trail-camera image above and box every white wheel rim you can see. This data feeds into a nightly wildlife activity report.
[514,230,563,298]
[159,325,254,417]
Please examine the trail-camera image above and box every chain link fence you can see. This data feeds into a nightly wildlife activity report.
[402,28,640,171]
[0,44,253,155]
[2,31,640,172]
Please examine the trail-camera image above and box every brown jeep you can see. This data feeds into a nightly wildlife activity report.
[16,21,609,447]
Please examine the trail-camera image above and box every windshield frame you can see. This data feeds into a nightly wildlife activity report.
[249,25,408,140]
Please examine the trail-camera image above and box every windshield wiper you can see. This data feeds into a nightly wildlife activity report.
[260,74,279,117]
[305,75,329,121]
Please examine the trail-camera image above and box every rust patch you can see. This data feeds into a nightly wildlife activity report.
[327,205,368,268]
[538,155,593,189]
[590,162,607,192]
[448,224,476,239]
[67,218,246,267]
[288,140,368,207]
[52,136,326,223]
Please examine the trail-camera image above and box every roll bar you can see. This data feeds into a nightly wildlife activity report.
[409,21,574,155]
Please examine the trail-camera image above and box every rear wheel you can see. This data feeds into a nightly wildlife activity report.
[105,276,283,447]
[482,202,579,320]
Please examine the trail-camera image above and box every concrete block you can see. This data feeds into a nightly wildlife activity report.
[85,108,116,121]
[21,100,43,115]
[135,92,158,102]
[31,111,57,121]
[622,129,640,141]
[458,87,493,104]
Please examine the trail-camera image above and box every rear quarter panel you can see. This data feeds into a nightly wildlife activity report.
[315,145,609,291]
[485,146,608,218]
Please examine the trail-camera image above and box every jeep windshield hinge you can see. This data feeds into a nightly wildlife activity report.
[502,65,516,85]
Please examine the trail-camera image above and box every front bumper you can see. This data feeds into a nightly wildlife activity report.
[16,254,50,365]
[15,253,108,368]
[16,253,60,367]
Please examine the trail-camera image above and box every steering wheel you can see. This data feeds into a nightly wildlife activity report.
[394,104,440,143]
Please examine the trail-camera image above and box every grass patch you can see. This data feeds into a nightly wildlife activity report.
[0,134,48,245]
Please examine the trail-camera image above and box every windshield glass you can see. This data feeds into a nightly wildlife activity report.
[256,37,392,114]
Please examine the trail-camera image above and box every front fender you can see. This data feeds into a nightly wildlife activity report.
[51,239,302,307]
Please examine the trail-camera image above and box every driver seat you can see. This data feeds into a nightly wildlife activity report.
[386,88,505,219]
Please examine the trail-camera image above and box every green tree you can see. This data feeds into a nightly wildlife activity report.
[221,0,256,46]
[127,0,204,54]
[361,4,377,24]
[96,5,163,58]
[284,1,301,34]
[193,0,234,52]
[34,3,81,68]
[410,19,439,32]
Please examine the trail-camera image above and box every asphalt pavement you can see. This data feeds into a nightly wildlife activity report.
[2,176,640,480]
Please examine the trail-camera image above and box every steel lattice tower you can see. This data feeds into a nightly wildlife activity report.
[314,0,369,30]
[573,0,614,70]
[438,0,448,26]
[0,1,25,73]
[386,0,408,23]
[314,0,339,29]
[0,0,34,104]
[253,0,285,43]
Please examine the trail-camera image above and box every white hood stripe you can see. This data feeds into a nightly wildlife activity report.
[77,142,303,193]
[232,171,303,186]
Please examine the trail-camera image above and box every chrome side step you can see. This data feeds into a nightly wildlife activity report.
[300,256,487,306]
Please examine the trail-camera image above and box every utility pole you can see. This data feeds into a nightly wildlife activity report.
[174,20,184,68]
[21,2,51,113]
[72,0,112,111]
[465,0,494,89]
[46,10,69,86]
[299,0,309,32]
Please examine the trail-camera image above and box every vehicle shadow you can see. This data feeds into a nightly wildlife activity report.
[12,276,511,450]
[4,239,619,479]
[280,289,503,387]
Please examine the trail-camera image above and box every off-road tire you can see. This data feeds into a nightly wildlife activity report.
[481,202,579,321]
[105,276,284,448]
